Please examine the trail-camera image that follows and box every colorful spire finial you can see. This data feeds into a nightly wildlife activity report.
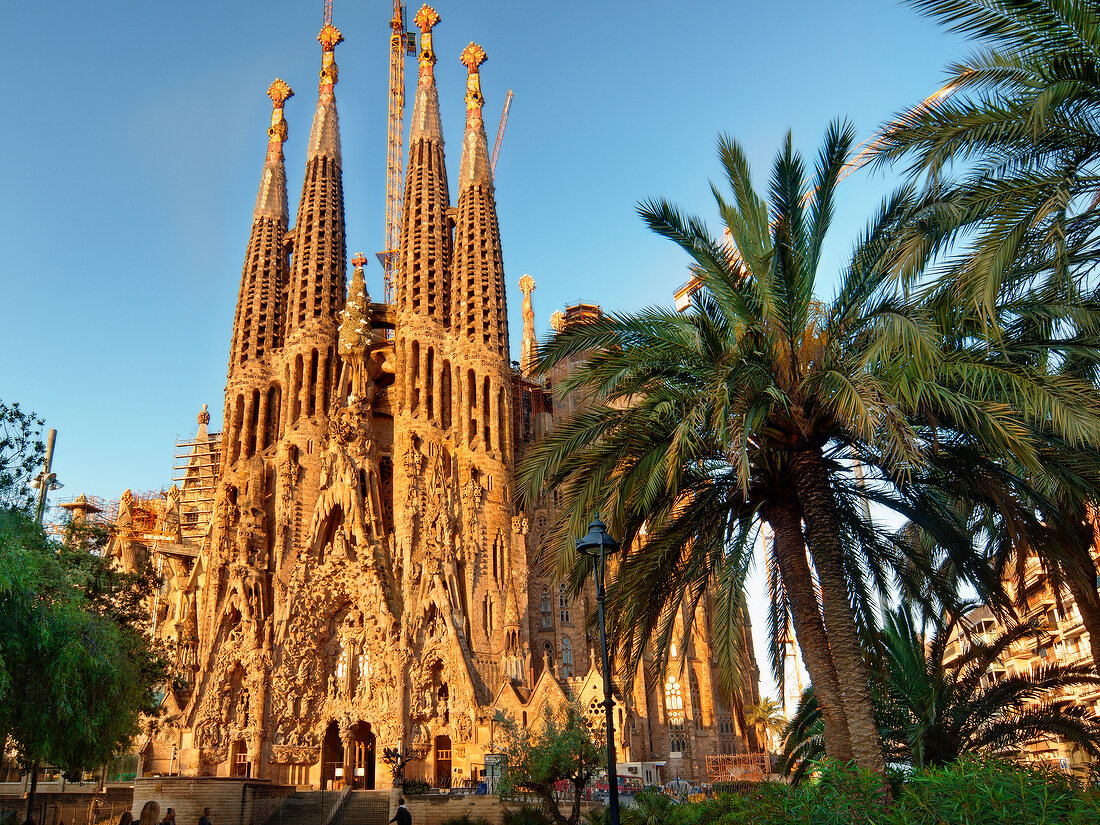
[318,24,344,96]
[351,252,368,271]
[266,79,294,161]
[460,43,487,127]
[415,5,440,77]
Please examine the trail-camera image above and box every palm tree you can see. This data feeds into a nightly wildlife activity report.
[781,604,1100,779]
[873,0,1100,672]
[517,120,1092,778]
[875,0,1100,321]
[745,697,787,754]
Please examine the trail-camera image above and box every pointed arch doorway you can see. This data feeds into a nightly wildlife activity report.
[349,720,376,789]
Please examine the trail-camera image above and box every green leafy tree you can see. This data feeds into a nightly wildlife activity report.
[0,431,165,822]
[0,400,44,512]
[781,605,1100,780]
[494,702,603,825]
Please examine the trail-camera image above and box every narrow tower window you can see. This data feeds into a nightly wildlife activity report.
[308,348,319,417]
[540,586,552,629]
[441,362,452,430]
[561,637,573,678]
[291,355,303,423]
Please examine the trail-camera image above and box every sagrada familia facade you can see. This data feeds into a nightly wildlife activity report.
[109,6,759,790]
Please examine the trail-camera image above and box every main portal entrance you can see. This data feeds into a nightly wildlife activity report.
[349,720,376,789]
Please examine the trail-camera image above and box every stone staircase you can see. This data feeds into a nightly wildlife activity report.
[264,791,340,825]
[329,792,390,825]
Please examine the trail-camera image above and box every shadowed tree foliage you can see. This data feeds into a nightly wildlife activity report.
[781,604,1100,781]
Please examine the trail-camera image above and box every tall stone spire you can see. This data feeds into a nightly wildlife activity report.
[397,5,450,325]
[452,43,508,359]
[228,79,293,375]
[519,275,537,375]
[457,43,491,191]
[284,23,347,340]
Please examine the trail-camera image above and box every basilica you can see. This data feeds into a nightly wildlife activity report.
[108,6,759,789]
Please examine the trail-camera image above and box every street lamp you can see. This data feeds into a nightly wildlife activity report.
[576,515,621,825]
[30,429,62,525]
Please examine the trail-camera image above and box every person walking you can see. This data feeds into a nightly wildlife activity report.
[388,798,410,825]
[137,801,160,825]
[198,808,213,825]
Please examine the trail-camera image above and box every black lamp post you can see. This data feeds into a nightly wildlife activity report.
[576,515,621,825]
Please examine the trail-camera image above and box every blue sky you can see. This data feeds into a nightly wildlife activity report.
[1,1,965,697]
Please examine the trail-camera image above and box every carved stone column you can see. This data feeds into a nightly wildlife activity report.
[340,725,354,787]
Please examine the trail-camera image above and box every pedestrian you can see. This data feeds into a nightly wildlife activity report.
[117,812,132,825]
[161,809,175,825]
[388,798,410,825]
[137,802,159,825]
[198,808,213,825]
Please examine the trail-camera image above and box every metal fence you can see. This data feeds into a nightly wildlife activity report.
[246,784,296,825]
[1,798,133,825]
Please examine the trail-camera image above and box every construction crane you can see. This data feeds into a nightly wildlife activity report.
[490,89,513,176]
[379,1,415,305]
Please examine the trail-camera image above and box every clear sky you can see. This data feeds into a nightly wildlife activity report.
[0,0,964,700]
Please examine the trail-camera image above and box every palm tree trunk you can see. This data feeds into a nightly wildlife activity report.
[791,448,886,780]
[765,499,854,762]
[1059,510,1100,672]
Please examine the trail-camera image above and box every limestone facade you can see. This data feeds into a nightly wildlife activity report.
[108,7,757,790]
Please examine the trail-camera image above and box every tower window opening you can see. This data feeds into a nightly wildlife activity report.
[321,348,332,415]
[540,586,552,629]
[468,369,477,443]
[559,583,570,624]
[483,377,491,446]
[498,389,507,455]
[291,354,303,423]
[561,636,573,678]
[247,389,260,457]
[411,341,421,413]
[308,348,319,417]
[426,347,435,420]
[441,362,452,430]
[265,383,281,447]
[231,394,244,464]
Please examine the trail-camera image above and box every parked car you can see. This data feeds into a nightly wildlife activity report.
[585,773,645,802]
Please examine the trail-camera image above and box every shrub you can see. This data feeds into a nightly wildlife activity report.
[401,778,431,796]
[890,757,1100,825]
[682,758,1100,825]
[439,816,489,825]
[502,806,554,825]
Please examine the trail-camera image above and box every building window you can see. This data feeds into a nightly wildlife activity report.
[559,583,570,624]
[665,676,685,754]
[544,641,554,670]
[540,586,552,629]
[561,636,573,678]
